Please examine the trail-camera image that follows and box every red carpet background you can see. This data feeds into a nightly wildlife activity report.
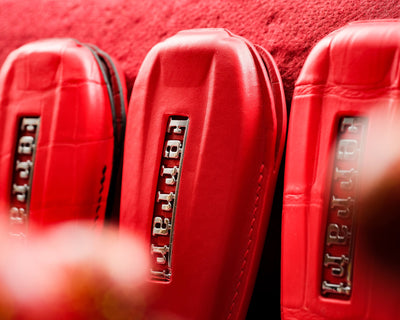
[1,0,399,108]
[1,1,400,319]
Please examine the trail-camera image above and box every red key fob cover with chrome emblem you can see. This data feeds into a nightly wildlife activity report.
[0,39,127,237]
[120,29,286,319]
[282,20,400,319]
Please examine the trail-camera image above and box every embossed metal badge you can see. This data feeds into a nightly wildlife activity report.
[321,117,367,298]
[9,117,40,238]
[150,117,189,281]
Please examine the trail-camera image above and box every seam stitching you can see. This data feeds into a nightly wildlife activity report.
[227,163,265,319]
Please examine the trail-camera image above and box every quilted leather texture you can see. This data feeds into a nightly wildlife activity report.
[0,39,127,233]
[282,20,400,320]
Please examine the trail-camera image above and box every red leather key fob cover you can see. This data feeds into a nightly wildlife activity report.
[282,20,400,319]
[0,39,127,236]
[120,29,286,319]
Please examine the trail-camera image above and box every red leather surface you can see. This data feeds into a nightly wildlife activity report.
[120,29,286,320]
[282,20,400,319]
[0,39,125,231]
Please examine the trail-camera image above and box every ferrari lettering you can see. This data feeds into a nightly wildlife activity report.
[21,117,40,132]
[161,165,179,185]
[12,184,29,203]
[150,269,171,280]
[164,140,183,159]
[322,281,351,296]
[9,117,40,238]
[157,191,175,211]
[337,139,359,161]
[151,244,170,265]
[16,160,32,179]
[330,196,354,219]
[340,117,362,134]
[9,207,26,224]
[324,253,349,277]
[168,119,188,134]
[153,217,171,236]
[150,117,189,281]
[18,136,35,155]
[321,117,367,299]
[326,223,351,246]
[334,167,358,190]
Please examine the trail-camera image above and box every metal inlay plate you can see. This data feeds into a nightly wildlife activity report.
[150,116,189,281]
[9,117,40,239]
[321,117,367,299]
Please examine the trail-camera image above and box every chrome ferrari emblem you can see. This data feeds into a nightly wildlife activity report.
[150,117,188,281]
[9,117,40,238]
[321,117,366,298]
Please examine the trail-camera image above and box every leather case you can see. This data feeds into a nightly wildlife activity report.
[0,39,127,237]
[282,20,400,319]
[120,28,286,319]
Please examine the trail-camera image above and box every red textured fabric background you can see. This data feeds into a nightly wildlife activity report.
[1,0,399,108]
[1,1,400,319]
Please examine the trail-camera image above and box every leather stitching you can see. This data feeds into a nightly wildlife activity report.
[227,163,265,319]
